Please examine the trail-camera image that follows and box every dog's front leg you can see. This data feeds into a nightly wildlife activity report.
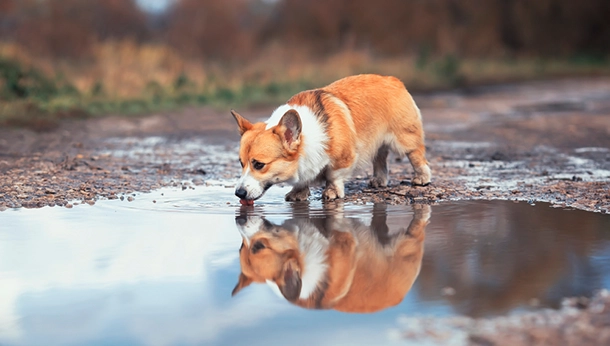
[285,185,310,201]
[323,168,351,200]
[323,180,344,200]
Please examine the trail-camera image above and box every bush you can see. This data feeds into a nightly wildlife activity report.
[0,58,60,101]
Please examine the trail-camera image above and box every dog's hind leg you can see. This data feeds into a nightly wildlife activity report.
[369,145,389,188]
[393,131,431,186]
[406,144,431,186]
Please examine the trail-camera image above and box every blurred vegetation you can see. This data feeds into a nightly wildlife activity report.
[0,0,609,130]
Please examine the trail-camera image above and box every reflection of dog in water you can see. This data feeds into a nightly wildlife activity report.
[232,205,429,313]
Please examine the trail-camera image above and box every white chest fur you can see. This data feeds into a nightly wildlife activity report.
[265,104,331,185]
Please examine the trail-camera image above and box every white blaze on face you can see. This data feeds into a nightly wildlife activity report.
[236,167,265,200]
[265,280,285,299]
[235,216,265,246]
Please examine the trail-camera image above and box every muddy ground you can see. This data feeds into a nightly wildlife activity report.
[400,289,610,346]
[1,77,610,344]
[1,77,608,212]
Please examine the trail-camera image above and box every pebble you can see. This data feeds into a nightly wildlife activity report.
[192,178,204,186]
[441,287,456,296]
[0,112,608,215]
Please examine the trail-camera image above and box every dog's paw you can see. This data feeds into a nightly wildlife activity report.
[369,176,388,189]
[285,187,310,201]
[411,177,431,186]
[412,204,431,222]
[323,186,343,200]
[412,166,432,187]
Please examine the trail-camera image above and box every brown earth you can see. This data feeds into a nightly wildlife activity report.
[1,77,609,344]
[400,289,610,346]
[1,77,608,212]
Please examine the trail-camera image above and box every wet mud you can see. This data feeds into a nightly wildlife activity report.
[1,78,608,212]
[1,78,610,345]
[401,290,610,346]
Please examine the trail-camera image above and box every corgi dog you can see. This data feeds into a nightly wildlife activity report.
[231,74,431,205]
[231,204,429,313]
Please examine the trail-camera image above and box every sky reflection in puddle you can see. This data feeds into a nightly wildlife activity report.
[1,187,609,346]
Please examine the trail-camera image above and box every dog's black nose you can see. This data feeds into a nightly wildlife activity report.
[235,188,248,199]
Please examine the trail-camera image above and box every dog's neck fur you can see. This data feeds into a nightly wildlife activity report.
[264,219,330,300]
[265,104,330,185]
[295,221,329,299]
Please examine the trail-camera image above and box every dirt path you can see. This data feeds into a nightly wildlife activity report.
[1,77,610,344]
[0,78,609,212]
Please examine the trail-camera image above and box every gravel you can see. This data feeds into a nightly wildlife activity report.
[398,289,610,346]
[1,78,609,344]
[1,78,609,212]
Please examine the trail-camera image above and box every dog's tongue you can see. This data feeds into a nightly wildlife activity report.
[240,199,254,206]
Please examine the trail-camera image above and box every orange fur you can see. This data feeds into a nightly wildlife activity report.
[232,74,431,202]
[232,205,430,313]
[289,75,426,171]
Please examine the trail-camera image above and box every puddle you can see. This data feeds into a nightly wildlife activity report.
[1,188,609,346]
[512,100,587,114]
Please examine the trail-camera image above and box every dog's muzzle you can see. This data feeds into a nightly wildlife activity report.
[235,187,248,199]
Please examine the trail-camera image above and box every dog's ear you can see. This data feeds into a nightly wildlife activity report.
[274,110,302,151]
[232,272,253,296]
[278,257,302,302]
[231,110,253,136]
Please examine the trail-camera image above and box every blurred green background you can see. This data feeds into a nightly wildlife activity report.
[1,0,609,129]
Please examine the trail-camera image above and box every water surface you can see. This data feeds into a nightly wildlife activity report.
[1,187,609,346]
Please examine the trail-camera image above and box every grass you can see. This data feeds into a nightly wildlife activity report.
[1,40,609,131]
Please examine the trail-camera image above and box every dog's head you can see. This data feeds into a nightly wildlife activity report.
[231,109,303,203]
[232,215,304,301]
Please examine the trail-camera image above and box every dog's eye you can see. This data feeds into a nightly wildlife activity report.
[251,241,266,253]
[239,159,244,168]
[252,160,265,170]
